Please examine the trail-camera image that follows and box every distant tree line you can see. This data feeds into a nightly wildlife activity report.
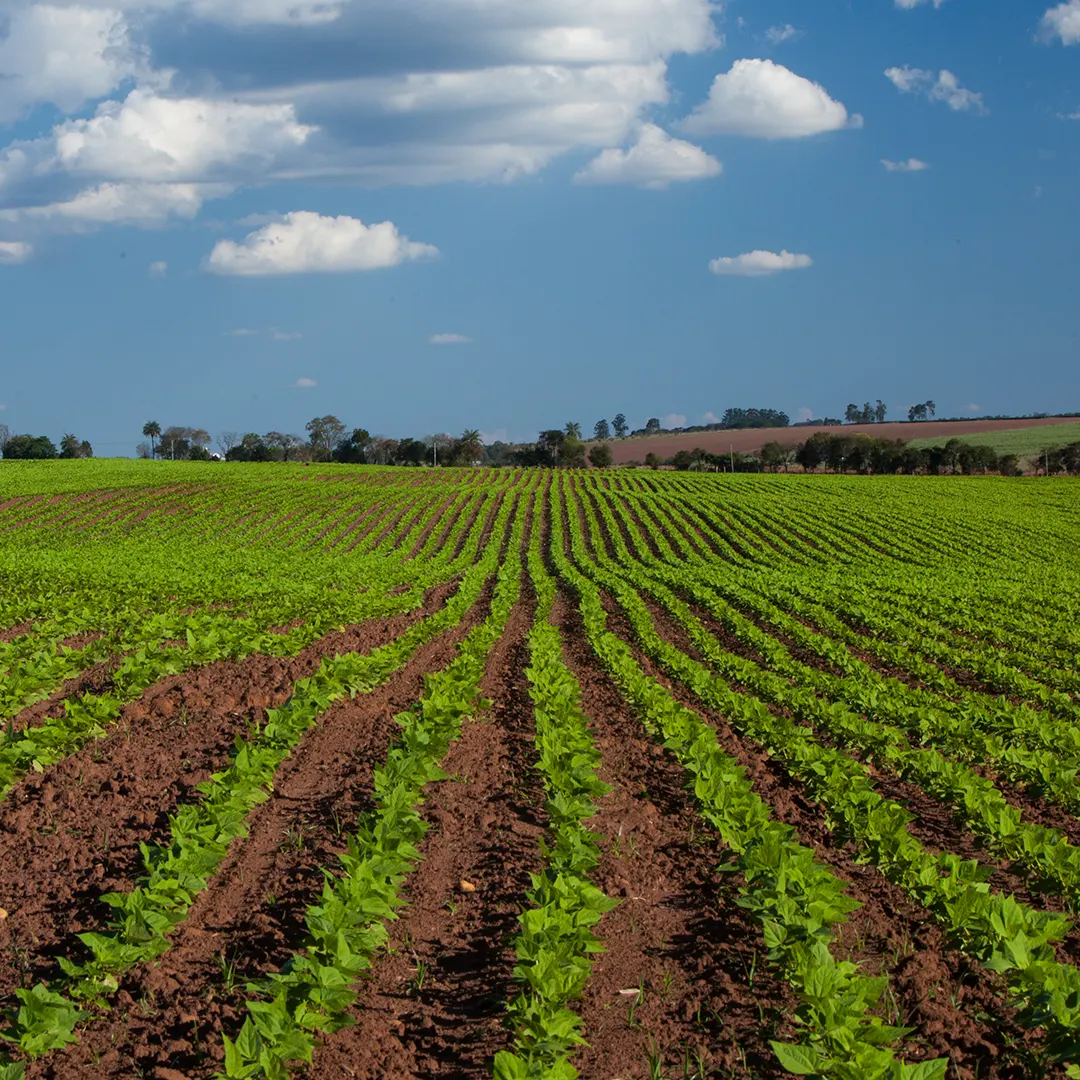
[136,417,491,468]
[0,425,93,460]
[649,432,1080,476]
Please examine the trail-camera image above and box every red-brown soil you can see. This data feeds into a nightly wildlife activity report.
[31,583,489,1080]
[552,595,793,1080]
[604,416,1080,465]
[0,584,460,1004]
[313,596,541,1079]
[586,585,1065,1078]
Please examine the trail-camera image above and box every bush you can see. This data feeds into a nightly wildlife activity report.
[2,434,58,460]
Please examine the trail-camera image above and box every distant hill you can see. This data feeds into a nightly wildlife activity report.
[602,416,1080,466]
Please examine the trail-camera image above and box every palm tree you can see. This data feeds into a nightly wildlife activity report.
[458,429,483,464]
[564,421,582,440]
[142,420,161,458]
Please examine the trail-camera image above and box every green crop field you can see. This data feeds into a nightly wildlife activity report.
[1,460,1079,1080]
[908,420,1080,460]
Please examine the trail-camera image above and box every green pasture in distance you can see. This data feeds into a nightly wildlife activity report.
[908,421,1080,459]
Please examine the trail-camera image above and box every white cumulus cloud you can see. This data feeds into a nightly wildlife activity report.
[429,333,473,344]
[895,0,947,8]
[680,59,860,139]
[701,411,720,424]
[0,182,222,228]
[295,377,318,388]
[884,67,986,112]
[206,211,439,276]
[1040,0,1080,44]
[882,157,931,171]
[148,260,168,276]
[0,5,152,123]
[0,241,33,264]
[709,249,812,277]
[662,413,687,428]
[573,123,720,188]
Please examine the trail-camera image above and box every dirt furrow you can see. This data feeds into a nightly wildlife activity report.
[38,584,490,1080]
[0,583,458,1007]
[552,594,792,1080]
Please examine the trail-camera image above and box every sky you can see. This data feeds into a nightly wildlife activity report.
[0,0,1078,454]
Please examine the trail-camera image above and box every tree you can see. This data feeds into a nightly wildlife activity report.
[142,420,161,458]
[59,433,80,458]
[593,418,610,441]
[396,438,427,466]
[564,421,582,440]
[265,431,302,462]
[644,452,660,469]
[874,400,887,424]
[334,428,374,464]
[561,438,586,468]
[2,434,58,459]
[136,442,152,460]
[227,433,272,462]
[926,400,936,418]
[538,429,565,467]
[612,413,628,439]
[587,442,612,468]
[908,400,935,423]
[217,431,240,458]
[719,408,790,430]
[158,426,190,460]
[305,416,346,462]
[456,429,483,465]
[645,417,661,435]
[760,441,791,472]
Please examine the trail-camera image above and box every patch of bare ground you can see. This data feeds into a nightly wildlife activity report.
[34,580,488,1080]
[591,582,1064,1078]
[552,594,792,1080]
[0,622,34,644]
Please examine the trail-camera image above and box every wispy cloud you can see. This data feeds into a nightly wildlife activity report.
[148,260,168,277]
[228,328,260,336]
[885,67,986,113]
[294,377,317,388]
[882,157,931,172]
[765,24,802,44]
[0,241,33,265]
[429,333,473,345]
[270,328,302,340]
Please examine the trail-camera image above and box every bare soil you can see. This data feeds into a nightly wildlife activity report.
[605,416,1080,465]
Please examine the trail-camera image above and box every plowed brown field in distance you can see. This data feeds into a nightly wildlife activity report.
[604,414,1080,463]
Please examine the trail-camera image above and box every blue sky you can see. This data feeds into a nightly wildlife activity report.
[0,0,1077,454]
